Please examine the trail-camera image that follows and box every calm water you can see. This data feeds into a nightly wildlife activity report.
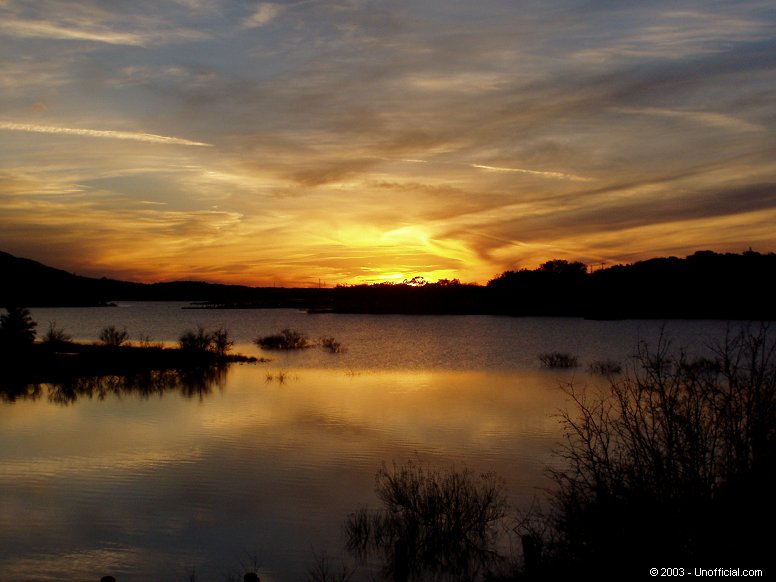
[0,304,738,581]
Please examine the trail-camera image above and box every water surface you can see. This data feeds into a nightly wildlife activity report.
[0,304,737,580]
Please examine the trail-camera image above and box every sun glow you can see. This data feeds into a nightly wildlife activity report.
[1,1,774,286]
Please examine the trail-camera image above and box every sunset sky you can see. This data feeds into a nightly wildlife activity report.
[1,1,775,286]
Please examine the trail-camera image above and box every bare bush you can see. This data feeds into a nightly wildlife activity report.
[43,321,71,344]
[179,326,213,352]
[535,325,776,573]
[99,325,129,346]
[210,327,233,356]
[345,460,510,579]
[178,326,233,356]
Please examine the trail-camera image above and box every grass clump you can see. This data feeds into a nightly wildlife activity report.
[538,351,579,368]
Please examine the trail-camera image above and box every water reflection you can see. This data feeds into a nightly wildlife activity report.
[345,461,514,581]
[0,364,572,581]
[0,365,228,405]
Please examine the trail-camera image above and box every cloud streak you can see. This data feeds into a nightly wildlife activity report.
[470,164,594,182]
[0,122,212,147]
[0,18,148,45]
[1,0,775,285]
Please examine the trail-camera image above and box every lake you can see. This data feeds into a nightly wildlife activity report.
[0,304,739,581]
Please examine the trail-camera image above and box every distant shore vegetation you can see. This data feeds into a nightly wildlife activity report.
[2,249,776,319]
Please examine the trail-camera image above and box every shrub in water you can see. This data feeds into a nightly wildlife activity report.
[538,351,579,368]
[179,326,213,352]
[345,460,510,578]
[320,336,346,353]
[586,359,622,375]
[210,327,233,356]
[255,328,311,350]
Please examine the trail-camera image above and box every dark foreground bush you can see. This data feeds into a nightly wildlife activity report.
[526,325,776,575]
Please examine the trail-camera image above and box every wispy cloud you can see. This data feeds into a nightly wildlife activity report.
[614,107,763,133]
[242,3,284,29]
[0,122,212,147]
[1,0,775,284]
[0,18,148,45]
[470,164,594,182]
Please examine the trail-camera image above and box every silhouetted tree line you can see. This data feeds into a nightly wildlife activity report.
[488,250,776,319]
[3,249,775,318]
[328,278,489,315]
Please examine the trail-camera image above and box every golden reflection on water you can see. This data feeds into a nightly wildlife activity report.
[0,364,586,581]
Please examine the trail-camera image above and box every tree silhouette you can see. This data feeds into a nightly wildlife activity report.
[523,325,776,575]
[0,306,37,349]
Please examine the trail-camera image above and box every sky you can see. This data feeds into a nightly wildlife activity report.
[1,0,775,287]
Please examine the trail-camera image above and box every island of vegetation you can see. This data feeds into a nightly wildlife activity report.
[0,307,259,388]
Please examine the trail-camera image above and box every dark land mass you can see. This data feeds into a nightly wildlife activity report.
[2,249,775,319]
[1,340,259,387]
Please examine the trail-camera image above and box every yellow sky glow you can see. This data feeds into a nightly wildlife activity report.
[1,1,774,286]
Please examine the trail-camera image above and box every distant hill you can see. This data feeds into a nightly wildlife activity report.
[2,249,775,319]
[0,251,326,307]
[0,251,130,306]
